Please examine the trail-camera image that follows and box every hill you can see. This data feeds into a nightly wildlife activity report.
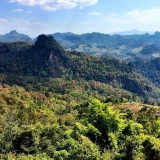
[0,30,32,42]
[2,30,160,61]
[0,34,160,104]
[52,32,160,61]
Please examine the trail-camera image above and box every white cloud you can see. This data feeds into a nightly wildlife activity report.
[13,9,33,14]
[13,8,23,12]
[102,8,160,33]
[7,0,98,11]
[42,1,76,11]
[75,0,98,6]
[88,12,103,15]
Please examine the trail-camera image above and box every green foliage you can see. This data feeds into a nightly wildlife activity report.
[135,57,160,90]
[0,34,160,159]
[0,85,160,159]
[0,34,159,100]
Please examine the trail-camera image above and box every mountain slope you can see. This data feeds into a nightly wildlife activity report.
[52,32,160,61]
[0,34,159,99]
[135,57,160,88]
[3,30,160,61]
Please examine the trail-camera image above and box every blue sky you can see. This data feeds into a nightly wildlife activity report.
[1,0,160,37]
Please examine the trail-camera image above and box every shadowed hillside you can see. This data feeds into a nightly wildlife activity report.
[0,34,158,98]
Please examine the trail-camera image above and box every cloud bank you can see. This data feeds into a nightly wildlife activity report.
[8,0,98,11]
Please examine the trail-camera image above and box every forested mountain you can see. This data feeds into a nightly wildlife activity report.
[52,32,160,61]
[135,57,160,87]
[1,34,160,159]
[0,30,32,42]
[0,34,159,99]
[2,31,160,98]
[2,30,160,61]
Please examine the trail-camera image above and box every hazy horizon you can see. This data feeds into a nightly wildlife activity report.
[1,29,156,38]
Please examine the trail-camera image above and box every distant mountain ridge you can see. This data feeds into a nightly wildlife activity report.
[1,30,160,61]
[110,29,154,35]
[51,31,160,61]
[0,30,32,42]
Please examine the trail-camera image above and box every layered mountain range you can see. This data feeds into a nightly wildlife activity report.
[52,32,160,61]
[0,34,160,104]
[2,30,160,61]
[1,31,160,100]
